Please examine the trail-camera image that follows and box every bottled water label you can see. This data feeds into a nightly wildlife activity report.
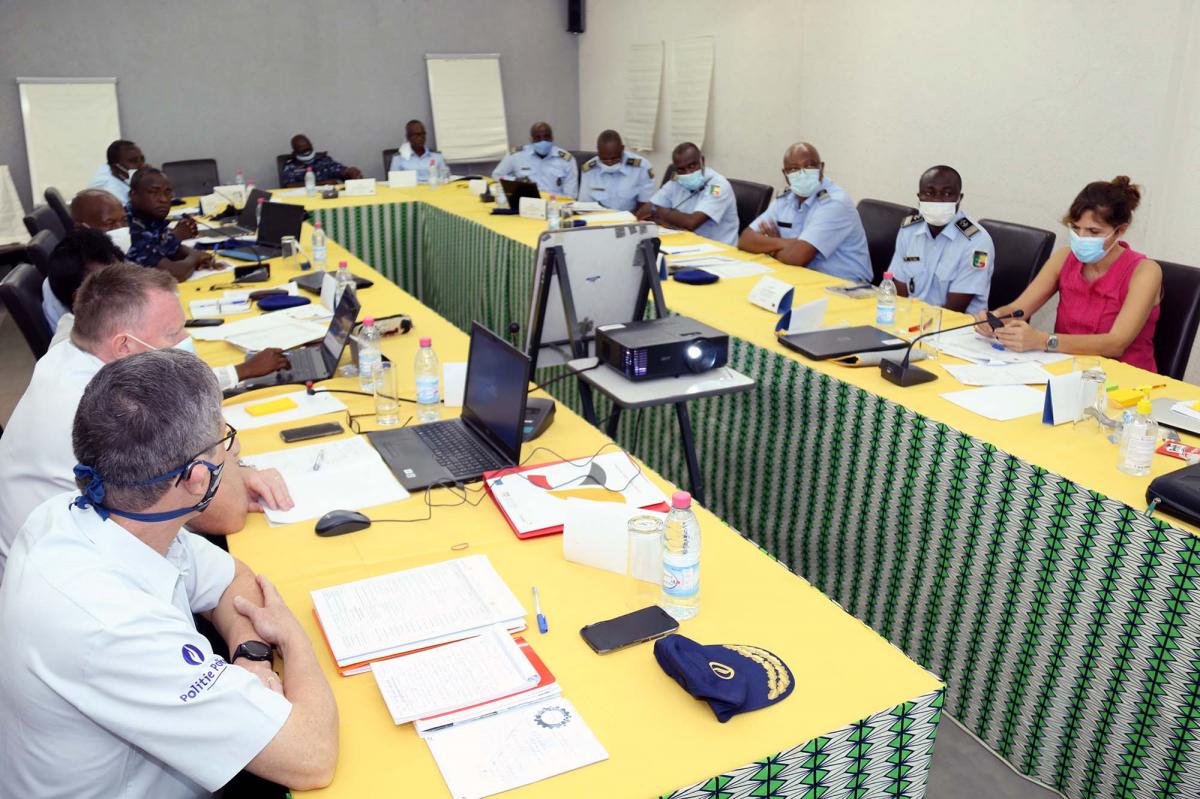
[876,304,896,325]
[1125,434,1156,466]
[358,353,381,391]
[662,553,699,599]
[415,375,440,405]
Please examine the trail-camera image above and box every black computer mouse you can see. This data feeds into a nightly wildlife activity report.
[315,509,372,537]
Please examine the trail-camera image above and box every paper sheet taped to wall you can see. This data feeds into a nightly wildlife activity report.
[624,42,663,151]
[669,37,715,148]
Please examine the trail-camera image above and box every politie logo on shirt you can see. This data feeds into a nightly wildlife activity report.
[179,654,230,703]
[181,644,205,666]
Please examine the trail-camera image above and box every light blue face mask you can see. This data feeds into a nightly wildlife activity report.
[787,168,822,198]
[1069,230,1115,264]
[676,170,706,192]
[532,140,554,157]
[600,162,622,174]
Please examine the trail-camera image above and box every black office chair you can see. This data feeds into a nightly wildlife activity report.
[24,230,57,278]
[856,199,917,285]
[728,179,774,236]
[44,187,74,232]
[275,154,292,187]
[1153,260,1200,380]
[162,159,220,196]
[570,150,596,186]
[0,262,51,359]
[979,219,1056,310]
[382,148,399,174]
[454,160,500,178]
[23,203,67,240]
[660,163,677,186]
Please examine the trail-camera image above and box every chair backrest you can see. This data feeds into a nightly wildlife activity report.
[978,218,1056,310]
[162,159,220,196]
[453,160,500,178]
[276,154,291,187]
[856,199,918,285]
[728,179,774,236]
[0,262,51,359]
[23,203,67,240]
[25,230,58,277]
[570,150,596,185]
[382,148,399,174]
[43,187,74,231]
[1153,260,1200,380]
[661,163,677,186]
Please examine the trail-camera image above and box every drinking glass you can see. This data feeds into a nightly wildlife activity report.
[626,515,664,610]
[372,362,401,426]
[918,306,943,361]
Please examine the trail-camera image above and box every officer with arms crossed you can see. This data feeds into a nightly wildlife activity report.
[638,142,739,246]
[738,142,871,282]
[389,119,447,182]
[281,133,363,187]
[0,265,293,580]
[0,349,338,797]
[887,165,995,314]
[492,121,578,198]
[577,129,655,214]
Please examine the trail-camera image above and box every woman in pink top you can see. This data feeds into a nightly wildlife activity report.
[976,176,1162,372]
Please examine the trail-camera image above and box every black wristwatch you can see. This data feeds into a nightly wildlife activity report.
[231,640,273,664]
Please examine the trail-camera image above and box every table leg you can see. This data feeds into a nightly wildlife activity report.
[675,402,704,505]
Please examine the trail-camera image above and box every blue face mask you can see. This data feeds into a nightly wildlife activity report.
[532,140,554,157]
[676,170,706,192]
[600,162,622,174]
[787,168,822,198]
[73,459,224,523]
[1069,230,1115,264]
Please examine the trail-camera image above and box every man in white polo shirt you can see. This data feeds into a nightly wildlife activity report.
[0,349,338,796]
[0,264,293,582]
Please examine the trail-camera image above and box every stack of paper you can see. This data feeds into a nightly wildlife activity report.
[240,436,408,525]
[931,327,1071,366]
[311,555,527,675]
[223,388,347,431]
[671,255,773,279]
[941,385,1046,421]
[189,303,331,349]
[372,626,545,726]
[942,363,1054,386]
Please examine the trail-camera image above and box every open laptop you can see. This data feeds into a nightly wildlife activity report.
[219,201,307,262]
[778,325,908,360]
[368,322,529,491]
[200,188,270,238]
[237,289,361,391]
[293,270,374,295]
[500,178,541,208]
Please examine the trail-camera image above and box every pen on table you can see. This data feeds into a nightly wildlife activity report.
[532,586,548,633]
[312,450,326,472]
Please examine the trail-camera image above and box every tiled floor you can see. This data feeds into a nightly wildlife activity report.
[0,312,1063,799]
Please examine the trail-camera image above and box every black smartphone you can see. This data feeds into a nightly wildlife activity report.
[234,265,271,283]
[579,606,679,655]
[185,318,224,327]
[985,311,1005,331]
[279,422,344,443]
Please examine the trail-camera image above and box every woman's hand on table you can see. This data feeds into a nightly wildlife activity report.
[993,320,1050,352]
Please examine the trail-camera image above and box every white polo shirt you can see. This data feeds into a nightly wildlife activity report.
[0,495,292,798]
[0,339,104,580]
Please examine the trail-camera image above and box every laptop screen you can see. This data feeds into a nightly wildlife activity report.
[461,322,530,464]
[321,289,361,367]
[237,188,270,228]
[256,201,306,246]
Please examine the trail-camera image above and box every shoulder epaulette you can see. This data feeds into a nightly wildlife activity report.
[901,213,923,227]
[511,146,522,154]
[814,188,830,201]
[582,157,597,172]
[955,216,980,238]
[559,149,573,160]
[625,156,642,167]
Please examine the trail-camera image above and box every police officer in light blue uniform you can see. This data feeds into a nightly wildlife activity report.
[577,129,655,213]
[87,140,145,206]
[642,142,738,246]
[888,165,995,315]
[388,120,447,182]
[492,121,578,198]
[738,142,871,282]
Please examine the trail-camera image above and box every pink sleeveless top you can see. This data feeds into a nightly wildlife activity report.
[1055,242,1159,372]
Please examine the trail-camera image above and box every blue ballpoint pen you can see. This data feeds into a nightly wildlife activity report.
[532,587,548,633]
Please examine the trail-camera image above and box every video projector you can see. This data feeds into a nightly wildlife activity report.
[595,315,729,381]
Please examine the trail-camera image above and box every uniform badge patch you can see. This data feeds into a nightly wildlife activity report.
[709,185,721,197]
[648,168,655,179]
[972,251,989,269]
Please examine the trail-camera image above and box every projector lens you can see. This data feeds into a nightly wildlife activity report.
[686,340,717,373]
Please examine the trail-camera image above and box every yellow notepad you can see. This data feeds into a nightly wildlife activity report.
[245,397,299,417]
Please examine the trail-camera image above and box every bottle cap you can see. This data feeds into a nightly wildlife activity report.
[257,197,265,204]
[671,490,692,509]
[882,271,894,279]
[363,317,374,326]
[314,221,322,228]
[338,261,347,268]
[306,166,313,171]
[420,337,432,347]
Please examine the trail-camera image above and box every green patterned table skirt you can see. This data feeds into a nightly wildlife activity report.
[321,201,1200,799]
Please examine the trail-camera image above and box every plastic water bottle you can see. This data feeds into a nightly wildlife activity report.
[414,338,441,423]
[357,318,382,391]
[255,197,265,229]
[494,181,510,210]
[876,271,897,326]
[661,491,701,620]
[547,197,561,230]
[427,160,440,189]
[304,166,317,196]
[312,222,327,269]
[334,261,355,308]
[234,169,245,186]
[1118,395,1158,476]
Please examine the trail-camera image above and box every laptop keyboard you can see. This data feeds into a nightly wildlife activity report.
[284,347,325,380]
[413,421,507,476]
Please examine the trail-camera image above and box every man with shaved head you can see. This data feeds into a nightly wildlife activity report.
[281,133,362,187]
[738,142,871,282]
[640,142,738,245]
[492,121,578,197]
[887,165,995,314]
[70,188,130,250]
[578,129,655,214]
